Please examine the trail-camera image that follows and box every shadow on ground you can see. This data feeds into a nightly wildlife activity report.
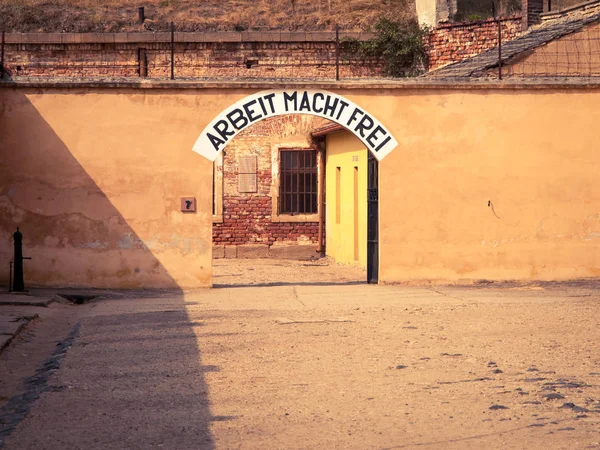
[0,90,216,448]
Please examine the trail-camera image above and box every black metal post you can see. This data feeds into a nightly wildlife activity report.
[12,227,24,292]
[170,22,175,80]
[498,18,502,80]
[335,25,340,81]
[367,152,379,284]
[1,30,5,80]
[9,262,12,292]
[12,227,31,292]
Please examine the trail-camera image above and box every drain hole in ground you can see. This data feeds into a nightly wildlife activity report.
[57,294,99,305]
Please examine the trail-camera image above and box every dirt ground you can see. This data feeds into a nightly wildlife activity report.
[1,264,600,449]
[212,257,367,286]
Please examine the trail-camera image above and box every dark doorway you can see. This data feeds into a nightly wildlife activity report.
[367,151,379,284]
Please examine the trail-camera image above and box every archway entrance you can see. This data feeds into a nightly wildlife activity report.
[195,89,396,286]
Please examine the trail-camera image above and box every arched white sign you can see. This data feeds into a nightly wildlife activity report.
[192,89,397,162]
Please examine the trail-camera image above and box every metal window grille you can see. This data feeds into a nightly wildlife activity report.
[279,150,318,215]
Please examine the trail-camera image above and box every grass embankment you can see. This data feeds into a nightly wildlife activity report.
[0,0,415,32]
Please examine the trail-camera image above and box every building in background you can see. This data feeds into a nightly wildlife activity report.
[431,0,600,78]
[212,115,328,260]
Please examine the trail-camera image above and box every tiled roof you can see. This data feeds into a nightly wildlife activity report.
[311,122,345,137]
[429,1,600,78]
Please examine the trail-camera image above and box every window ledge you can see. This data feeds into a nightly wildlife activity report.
[212,214,224,223]
[272,213,319,223]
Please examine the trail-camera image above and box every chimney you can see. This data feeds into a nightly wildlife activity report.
[416,0,457,27]
[416,0,437,27]
[522,0,544,29]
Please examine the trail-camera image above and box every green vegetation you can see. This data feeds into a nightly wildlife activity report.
[466,14,484,22]
[342,18,429,77]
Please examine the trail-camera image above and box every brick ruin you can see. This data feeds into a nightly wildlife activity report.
[212,115,328,259]
[0,32,381,80]
[0,20,525,80]
[427,16,522,70]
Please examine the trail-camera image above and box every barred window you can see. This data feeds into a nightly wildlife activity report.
[279,149,318,214]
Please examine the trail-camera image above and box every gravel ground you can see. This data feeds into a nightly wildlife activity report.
[0,273,599,449]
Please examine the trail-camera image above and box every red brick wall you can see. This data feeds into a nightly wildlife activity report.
[212,115,324,248]
[1,33,382,80]
[213,197,318,246]
[2,26,525,78]
[427,16,522,70]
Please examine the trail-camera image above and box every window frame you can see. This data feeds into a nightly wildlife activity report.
[278,148,318,216]
[212,152,224,223]
[272,146,321,223]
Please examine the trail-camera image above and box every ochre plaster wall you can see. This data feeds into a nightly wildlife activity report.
[0,88,219,288]
[2,86,599,287]
[325,131,368,267]
[371,89,600,283]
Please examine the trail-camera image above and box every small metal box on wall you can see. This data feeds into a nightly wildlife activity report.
[181,197,196,212]
[238,155,257,193]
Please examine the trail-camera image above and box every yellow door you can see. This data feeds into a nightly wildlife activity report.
[325,131,367,267]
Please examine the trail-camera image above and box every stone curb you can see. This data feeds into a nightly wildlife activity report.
[4,77,600,90]
[0,314,39,354]
[0,298,55,307]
